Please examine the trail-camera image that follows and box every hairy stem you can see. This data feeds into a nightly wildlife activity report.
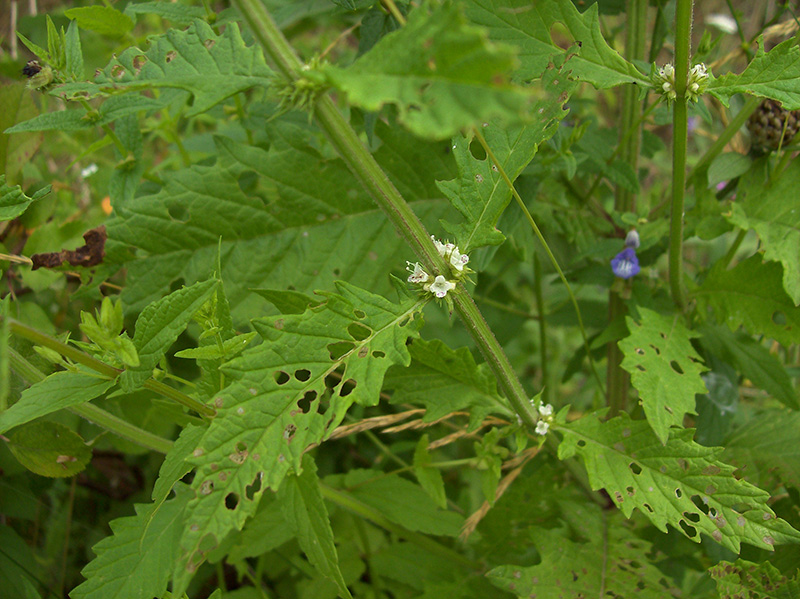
[232,0,540,429]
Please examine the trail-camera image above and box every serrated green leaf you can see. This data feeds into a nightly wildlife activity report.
[252,289,321,314]
[124,2,208,26]
[278,455,353,599]
[462,0,648,87]
[725,159,800,305]
[710,559,800,599]
[175,332,257,360]
[725,410,800,491]
[709,39,800,110]
[699,324,798,410]
[65,20,84,81]
[172,282,423,595]
[93,20,271,116]
[694,255,800,346]
[152,425,206,506]
[619,308,708,444]
[0,372,115,434]
[322,1,534,139]
[413,434,447,509]
[120,279,218,392]
[0,176,50,221]
[0,526,44,599]
[337,469,464,536]
[71,486,190,599]
[488,526,678,598]
[6,421,91,478]
[437,64,574,252]
[226,496,294,563]
[384,338,513,429]
[108,135,450,326]
[0,83,43,184]
[64,6,134,38]
[558,412,800,552]
[708,152,752,187]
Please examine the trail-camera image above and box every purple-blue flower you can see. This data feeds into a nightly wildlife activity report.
[611,247,640,279]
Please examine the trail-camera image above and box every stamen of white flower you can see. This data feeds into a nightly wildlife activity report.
[431,235,447,257]
[427,275,456,298]
[535,421,550,435]
[406,261,429,283]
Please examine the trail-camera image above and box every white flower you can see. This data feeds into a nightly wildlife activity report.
[535,421,550,435]
[80,163,98,178]
[406,261,429,283]
[538,403,553,417]
[431,235,447,257]
[706,14,737,34]
[624,230,640,249]
[427,275,456,298]
[449,247,469,271]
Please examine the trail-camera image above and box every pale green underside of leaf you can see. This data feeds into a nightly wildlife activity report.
[709,39,800,110]
[724,409,800,491]
[0,372,115,434]
[619,308,707,444]
[278,456,352,599]
[726,159,800,305]
[71,486,190,599]
[694,255,800,346]
[172,282,422,595]
[322,2,533,139]
[121,279,217,392]
[558,412,800,552]
[437,60,575,253]
[489,526,677,598]
[462,0,648,87]
[0,175,50,221]
[108,128,454,327]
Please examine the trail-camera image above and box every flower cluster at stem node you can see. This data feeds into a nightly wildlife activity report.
[532,400,554,436]
[652,62,709,103]
[406,236,472,300]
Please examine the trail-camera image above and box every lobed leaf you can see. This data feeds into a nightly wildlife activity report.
[694,255,800,346]
[0,372,115,435]
[726,159,800,305]
[558,412,800,552]
[0,175,50,221]
[710,559,800,599]
[463,0,648,87]
[321,1,534,139]
[619,308,708,444]
[71,486,190,599]
[709,39,800,110]
[172,282,423,594]
[437,58,575,252]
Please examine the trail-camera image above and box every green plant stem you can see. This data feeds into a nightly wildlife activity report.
[8,347,174,454]
[381,0,406,25]
[1,299,9,412]
[668,0,694,311]
[4,317,216,418]
[472,128,605,399]
[232,0,540,429]
[607,0,648,415]
[320,483,479,570]
[533,254,549,404]
[719,229,747,269]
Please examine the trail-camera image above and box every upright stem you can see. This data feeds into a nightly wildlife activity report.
[231,0,539,428]
[669,0,694,310]
[533,254,548,404]
[607,0,648,415]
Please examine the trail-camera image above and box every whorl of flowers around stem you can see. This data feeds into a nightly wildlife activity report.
[533,400,554,436]
[652,62,710,103]
[273,56,329,115]
[406,236,472,308]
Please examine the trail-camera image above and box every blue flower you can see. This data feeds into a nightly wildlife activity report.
[611,247,640,279]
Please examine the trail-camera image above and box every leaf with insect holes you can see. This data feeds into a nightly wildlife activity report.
[463,0,648,87]
[171,282,423,595]
[619,308,708,444]
[558,412,800,553]
[6,421,91,478]
[710,559,800,599]
[321,1,535,139]
[437,57,575,253]
[71,485,190,599]
[709,39,800,110]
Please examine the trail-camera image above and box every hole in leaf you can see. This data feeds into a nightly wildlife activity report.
[204,39,216,50]
[626,486,635,496]
[283,423,296,442]
[168,204,189,222]
[636,365,645,372]
[274,371,290,385]
[348,322,372,341]
[339,379,357,397]
[327,341,354,360]
[684,511,700,523]
[649,344,660,355]
[675,488,682,498]
[629,462,642,475]
[772,311,787,325]
[577,440,586,448]
[353,309,366,319]
[679,520,697,538]
[132,55,147,73]
[324,366,345,390]
[111,64,126,78]
[372,350,385,358]
[166,50,177,63]
[225,493,239,510]
[245,474,262,500]
[235,441,247,453]
[643,503,654,513]
[635,347,645,355]
[333,268,341,277]
[294,369,311,382]
[691,495,709,514]
[670,360,684,374]
[297,391,316,413]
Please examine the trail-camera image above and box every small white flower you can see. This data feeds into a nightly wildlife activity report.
[624,230,640,249]
[449,247,469,271]
[538,403,553,417]
[427,275,456,298]
[690,63,708,78]
[535,421,550,435]
[80,163,98,178]
[431,235,447,257]
[406,261,429,284]
[706,14,737,34]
